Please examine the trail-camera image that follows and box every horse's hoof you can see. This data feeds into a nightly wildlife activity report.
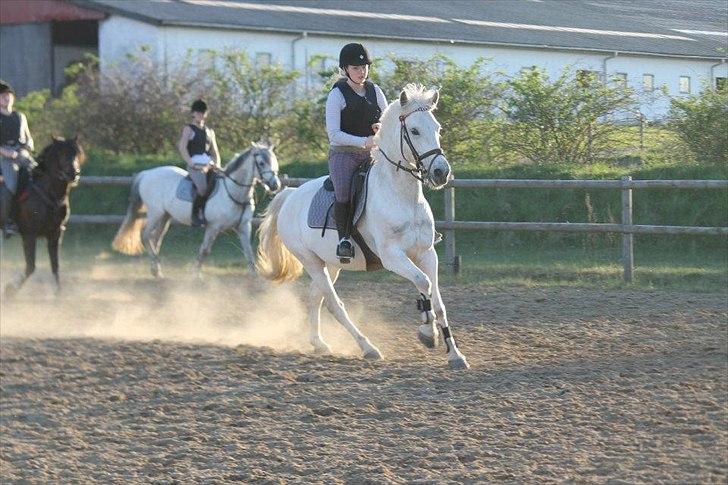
[448,355,470,370]
[417,325,439,349]
[363,348,383,361]
[4,283,17,298]
[312,342,332,355]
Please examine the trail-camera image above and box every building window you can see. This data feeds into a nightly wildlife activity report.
[614,72,628,86]
[642,74,654,92]
[716,77,727,91]
[679,76,691,94]
[255,52,272,67]
[577,69,600,87]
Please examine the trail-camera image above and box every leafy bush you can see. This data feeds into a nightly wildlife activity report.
[501,68,637,165]
[668,83,728,170]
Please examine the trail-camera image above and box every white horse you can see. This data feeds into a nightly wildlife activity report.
[112,142,280,277]
[257,85,468,370]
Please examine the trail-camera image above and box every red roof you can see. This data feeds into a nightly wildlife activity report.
[0,0,105,25]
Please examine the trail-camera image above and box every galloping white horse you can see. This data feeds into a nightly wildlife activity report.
[113,142,280,277]
[257,85,468,369]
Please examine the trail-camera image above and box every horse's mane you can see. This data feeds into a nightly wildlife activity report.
[223,148,252,175]
[379,83,438,128]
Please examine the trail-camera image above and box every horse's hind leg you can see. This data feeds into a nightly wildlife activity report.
[142,213,166,278]
[4,235,36,297]
[415,249,468,370]
[305,259,382,360]
[307,265,340,354]
[194,225,221,279]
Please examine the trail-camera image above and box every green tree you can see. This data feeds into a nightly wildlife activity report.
[501,67,636,165]
[668,82,728,170]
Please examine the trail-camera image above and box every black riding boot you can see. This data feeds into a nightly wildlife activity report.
[191,194,206,227]
[334,201,354,261]
[0,185,19,238]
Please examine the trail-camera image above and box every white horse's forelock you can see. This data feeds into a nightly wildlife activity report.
[380,83,438,127]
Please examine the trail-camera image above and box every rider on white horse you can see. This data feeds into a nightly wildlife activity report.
[177,99,221,227]
[325,43,388,262]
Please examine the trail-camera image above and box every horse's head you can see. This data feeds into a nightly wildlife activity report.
[36,136,85,185]
[251,141,281,193]
[378,84,452,190]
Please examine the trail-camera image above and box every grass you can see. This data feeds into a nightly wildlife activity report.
[1,226,725,294]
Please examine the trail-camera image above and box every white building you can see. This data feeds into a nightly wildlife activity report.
[5,0,727,119]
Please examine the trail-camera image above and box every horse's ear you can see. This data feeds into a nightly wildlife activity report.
[399,90,408,106]
[430,90,439,107]
[51,134,59,142]
[72,134,79,143]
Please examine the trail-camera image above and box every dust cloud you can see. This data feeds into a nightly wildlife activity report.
[0,263,364,356]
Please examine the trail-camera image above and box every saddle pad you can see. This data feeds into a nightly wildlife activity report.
[307,170,370,230]
[175,176,220,202]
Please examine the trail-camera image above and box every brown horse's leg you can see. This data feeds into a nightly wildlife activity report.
[4,235,35,297]
[47,231,61,289]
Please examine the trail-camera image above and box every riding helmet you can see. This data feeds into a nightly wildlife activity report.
[191,99,208,113]
[0,80,15,95]
[338,43,372,68]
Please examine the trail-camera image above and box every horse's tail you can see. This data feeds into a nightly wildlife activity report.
[256,188,303,283]
[112,173,146,255]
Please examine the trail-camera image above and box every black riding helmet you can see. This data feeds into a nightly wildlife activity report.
[191,99,208,113]
[0,79,15,95]
[338,43,372,68]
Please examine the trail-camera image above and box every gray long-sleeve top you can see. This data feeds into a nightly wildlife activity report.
[325,82,388,148]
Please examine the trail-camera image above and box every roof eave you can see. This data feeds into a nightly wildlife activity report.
[157,21,728,62]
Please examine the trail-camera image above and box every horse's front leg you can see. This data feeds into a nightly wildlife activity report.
[47,230,62,294]
[195,225,221,279]
[5,235,36,297]
[235,212,256,274]
[415,249,469,370]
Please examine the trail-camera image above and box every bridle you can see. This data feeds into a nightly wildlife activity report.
[212,149,277,207]
[378,105,444,184]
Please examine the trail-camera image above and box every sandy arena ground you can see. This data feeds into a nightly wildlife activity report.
[1,268,726,483]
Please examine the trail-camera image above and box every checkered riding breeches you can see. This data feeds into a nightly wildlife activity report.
[328,148,372,203]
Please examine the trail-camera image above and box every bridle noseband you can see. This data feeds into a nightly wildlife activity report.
[379,106,444,184]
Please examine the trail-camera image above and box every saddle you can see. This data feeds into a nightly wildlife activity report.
[176,170,219,202]
[307,164,383,271]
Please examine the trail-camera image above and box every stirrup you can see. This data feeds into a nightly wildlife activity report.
[336,238,354,262]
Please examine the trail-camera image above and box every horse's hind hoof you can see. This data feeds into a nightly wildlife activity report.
[448,355,470,370]
[417,324,439,349]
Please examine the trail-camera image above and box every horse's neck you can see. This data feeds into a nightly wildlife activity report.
[371,141,423,204]
[228,153,256,197]
[35,175,69,202]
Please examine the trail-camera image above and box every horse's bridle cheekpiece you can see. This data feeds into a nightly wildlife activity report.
[379,105,443,184]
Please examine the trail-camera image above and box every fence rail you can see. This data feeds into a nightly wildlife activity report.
[70,175,728,282]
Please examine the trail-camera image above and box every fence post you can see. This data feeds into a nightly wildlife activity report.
[444,185,459,273]
[621,176,634,282]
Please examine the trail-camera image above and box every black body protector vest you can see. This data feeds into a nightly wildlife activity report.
[187,124,212,156]
[333,79,381,137]
[0,112,21,147]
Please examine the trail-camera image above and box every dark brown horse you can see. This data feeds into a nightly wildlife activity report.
[2,137,85,296]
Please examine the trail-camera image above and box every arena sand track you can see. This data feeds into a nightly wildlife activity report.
[1,267,726,484]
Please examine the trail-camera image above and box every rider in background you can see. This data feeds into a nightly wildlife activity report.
[0,80,35,238]
[325,43,387,261]
[177,99,220,227]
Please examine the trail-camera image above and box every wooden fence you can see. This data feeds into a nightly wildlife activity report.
[71,175,728,282]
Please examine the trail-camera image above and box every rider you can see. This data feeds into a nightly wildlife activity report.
[177,98,220,227]
[325,43,387,261]
[0,80,35,238]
